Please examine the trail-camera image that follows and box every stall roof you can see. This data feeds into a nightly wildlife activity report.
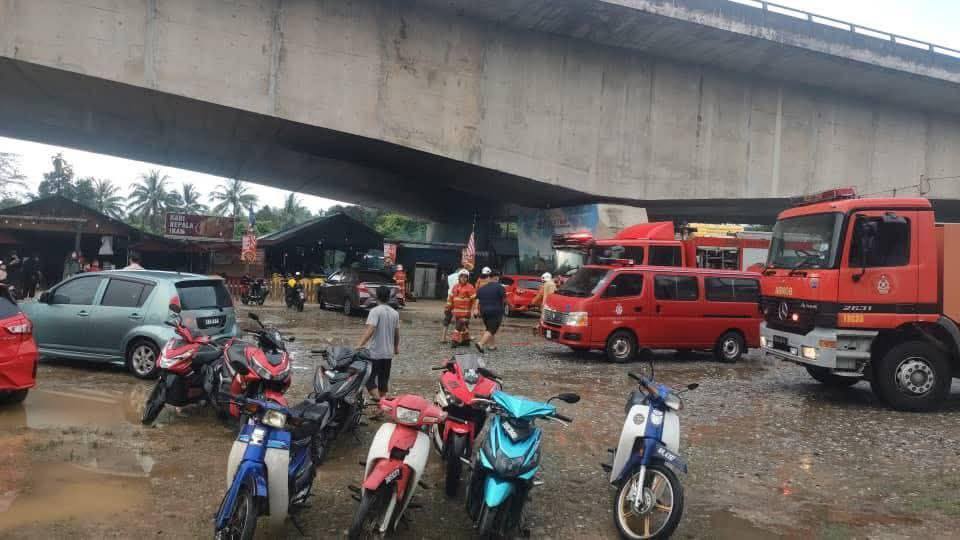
[0,196,138,237]
[258,213,383,250]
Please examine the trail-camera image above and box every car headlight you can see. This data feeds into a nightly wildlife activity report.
[262,409,287,429]
[395,406,420,425]
[801,346,817,360]
[566,312,589,327]
[760,336,767,348]
[664,392,683,411]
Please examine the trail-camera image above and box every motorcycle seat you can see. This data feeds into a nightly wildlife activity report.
[193,348,223,365]
[290,400,330,424]
[225,342,248,362]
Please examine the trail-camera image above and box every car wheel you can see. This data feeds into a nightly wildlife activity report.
[343,298,354,316]
[127,339,160,379]
[318,292,326,309]
[503,303,511,318]
[0,389,28,405]
[714,331,745,363]
[605,330,637,363]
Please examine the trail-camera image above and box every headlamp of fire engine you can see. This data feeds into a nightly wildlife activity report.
[565,312,589,327]
[801,346,818,360]
[395,406,421,425]
[760,336,767,348]
[262,409,287,429]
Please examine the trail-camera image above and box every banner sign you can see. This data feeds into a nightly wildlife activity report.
[165,213,235,239]
[241,231,258,263]
[383,242,398,266]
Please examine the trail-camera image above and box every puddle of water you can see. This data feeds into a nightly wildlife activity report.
[706,510,784,539]
[8,388,140,430]
[0,462,147,530]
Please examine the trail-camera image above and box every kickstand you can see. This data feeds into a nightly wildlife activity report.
[290,514,307,536]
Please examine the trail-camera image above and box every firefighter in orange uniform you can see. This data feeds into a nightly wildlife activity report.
[446,269,477,346]
[393,264,407,305]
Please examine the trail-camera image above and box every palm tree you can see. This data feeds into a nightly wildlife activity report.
[277,192,310,230]
[0,152,27,199]
[93,179,125,218]
[128,170,178,232]
[179,183,208,214]
[211,179,258,221]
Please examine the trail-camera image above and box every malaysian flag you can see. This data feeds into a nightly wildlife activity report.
[461,231,476,270]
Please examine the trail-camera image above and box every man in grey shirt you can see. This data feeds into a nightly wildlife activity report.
[356,286,400,400]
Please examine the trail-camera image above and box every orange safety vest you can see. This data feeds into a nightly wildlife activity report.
[447,283,476,318]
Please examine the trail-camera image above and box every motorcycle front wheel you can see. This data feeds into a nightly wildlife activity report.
[348,483,393,540]
[215,482,257,540]
[613,463,684,540]
[445,434,467,497]
[141,381,166,425]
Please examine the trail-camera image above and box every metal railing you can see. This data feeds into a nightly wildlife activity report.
[728,0,960,58]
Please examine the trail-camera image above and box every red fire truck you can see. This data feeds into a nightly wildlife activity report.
[759,187,960,411]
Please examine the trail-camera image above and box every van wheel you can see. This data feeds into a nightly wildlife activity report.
[714,331,745,363]
[127,339,160,379]
[606,330,637,364]
[872,341,950,412]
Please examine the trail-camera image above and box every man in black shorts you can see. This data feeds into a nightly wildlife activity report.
[475,271,506,353]
[356,286,400,400]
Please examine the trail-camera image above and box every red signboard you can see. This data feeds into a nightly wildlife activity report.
[241,231,258,263]
[383,242,397,266]
[165,213,235,239]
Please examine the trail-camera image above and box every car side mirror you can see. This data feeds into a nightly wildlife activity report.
[687,383,700,391]
[39,291,52,304]
[168,303,181,314]
[553,393,581,404]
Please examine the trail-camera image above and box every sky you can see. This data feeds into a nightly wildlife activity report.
[1,0,957,212]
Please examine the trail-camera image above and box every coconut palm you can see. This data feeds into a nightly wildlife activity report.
[277,192,311,230]
[92,179,125,218]
[211,179,258,221]
[0,152,27,199]
[128,170,178,232]
[179,183,209,214]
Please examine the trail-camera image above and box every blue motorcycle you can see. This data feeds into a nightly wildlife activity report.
[465,390,580,538]
[603,365,698,539]
[214,391,327,540]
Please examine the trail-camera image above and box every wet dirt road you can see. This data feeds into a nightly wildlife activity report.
[1,301,959,539]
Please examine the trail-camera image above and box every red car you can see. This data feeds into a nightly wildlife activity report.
[500,275,544,317]
[0,285,38,404]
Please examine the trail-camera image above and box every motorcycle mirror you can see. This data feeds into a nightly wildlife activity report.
[286,336,296,342]
[168,303,181,314]
[553,393,581,404]
[231,360,250,376]
[687,383,700,391]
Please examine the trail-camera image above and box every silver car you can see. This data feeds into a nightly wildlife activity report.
[23,270,238,378]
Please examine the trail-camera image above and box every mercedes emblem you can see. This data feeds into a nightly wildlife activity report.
[778,301,789,321]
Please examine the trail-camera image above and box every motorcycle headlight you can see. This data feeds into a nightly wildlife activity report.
[494,454,526,476]
[395,406,420,425]
[664,392,683,411]
[262,409,287,429]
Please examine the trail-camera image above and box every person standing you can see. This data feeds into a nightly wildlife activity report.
[446,269,477,344]
[123,256,145,270]
[356,286,400,401]
[475,271,506,353]
[63,252,81,280]
[441,266,469,342]
[21,254,38,299]
[531,272,557,308]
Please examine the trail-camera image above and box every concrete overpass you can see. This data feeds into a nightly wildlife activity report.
[2,0,960,223]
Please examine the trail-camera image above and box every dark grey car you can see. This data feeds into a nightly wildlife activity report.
[22,271,238,378]
[317,269,400,315]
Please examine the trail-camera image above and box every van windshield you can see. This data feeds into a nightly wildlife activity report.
[767,213,844,270]
[557,268,609,297]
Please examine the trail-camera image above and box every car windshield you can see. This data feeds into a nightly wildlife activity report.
[176,280,233,310]
[557,268,609,297]
[767,213,844,269]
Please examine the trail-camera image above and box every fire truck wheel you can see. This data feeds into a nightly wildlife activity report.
[606,330,637,363]
[873,341,951,412]
[714,331,745,363]
[804,366,859,387]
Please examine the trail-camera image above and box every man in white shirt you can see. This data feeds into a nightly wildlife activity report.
[123,256,144,270]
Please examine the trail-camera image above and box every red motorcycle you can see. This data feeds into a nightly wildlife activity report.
[349,394,445,539]
[142,301,232,424]
[222,312,293,414]
[431,353,502,496]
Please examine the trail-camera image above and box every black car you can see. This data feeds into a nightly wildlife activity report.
[318,269,400,315]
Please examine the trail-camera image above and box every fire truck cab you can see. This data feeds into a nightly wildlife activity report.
[760,187,960,411]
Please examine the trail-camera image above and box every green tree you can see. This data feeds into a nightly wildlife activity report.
[375,212,428,241]
[277,193,311,230]
[0,152,27,199]
[0,196,23,210]
[74,177,98,210]
[128,170,178,232]
[91,179,125,218]
[211,179,258,222]
[37,153,75,198]
[179,183,208,214]
[254,205,279,235]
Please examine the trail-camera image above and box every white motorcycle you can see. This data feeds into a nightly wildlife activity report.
[603,363,698,539]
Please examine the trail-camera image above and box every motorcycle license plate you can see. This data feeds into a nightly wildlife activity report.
[198,316,225,329]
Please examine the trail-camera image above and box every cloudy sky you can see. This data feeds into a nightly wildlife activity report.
[1,0,956,213]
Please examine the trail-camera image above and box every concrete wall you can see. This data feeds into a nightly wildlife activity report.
[2,0,960,210]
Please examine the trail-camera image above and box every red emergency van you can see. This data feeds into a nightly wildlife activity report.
[539,265,762,363]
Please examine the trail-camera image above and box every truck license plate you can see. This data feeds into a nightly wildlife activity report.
[773,335,789,351]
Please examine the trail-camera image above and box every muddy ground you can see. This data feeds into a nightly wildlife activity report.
[1,301,959,539]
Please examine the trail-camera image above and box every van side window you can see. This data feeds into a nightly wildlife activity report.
[654,275,698,301]
[649,246,682,267]
[849,217,910,267]
[603,274,644,298]
[705,277,759,302]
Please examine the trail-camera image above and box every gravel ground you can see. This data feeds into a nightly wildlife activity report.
[0,301,958,539]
